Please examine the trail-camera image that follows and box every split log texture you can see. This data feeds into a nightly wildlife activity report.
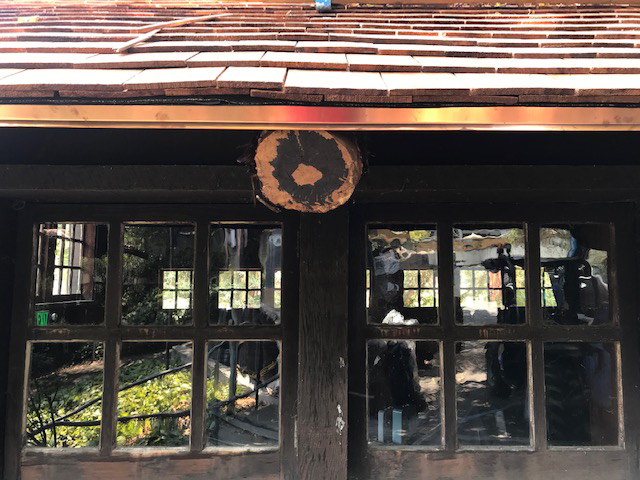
[254,130,362,213]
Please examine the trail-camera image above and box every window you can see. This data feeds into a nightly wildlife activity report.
[9,209,292,479]
[34,222,107,326]
[161,269,193,310]
[217,269,262,310]
[351,206,629,478]
[402,269,438,308]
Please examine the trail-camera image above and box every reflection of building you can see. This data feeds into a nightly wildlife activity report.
[0,2,639,479]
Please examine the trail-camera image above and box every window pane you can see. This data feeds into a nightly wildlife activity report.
[454,227,526,326]
[233,271,247,290]
[457,341,530,446]
[117,342,192,448]
[404,270,419,288]
[26,342,103,448]
[368,227,438,325]
[368,340,441,446]
[209,226,282,325]
[206,340,280,448]
[540,226,610,326]
[248,271,262,290]
[122,224,194,326]
[35,223,108,326]
[544,342,618,446]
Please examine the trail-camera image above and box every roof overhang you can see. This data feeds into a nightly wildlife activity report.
[1,103,640,130]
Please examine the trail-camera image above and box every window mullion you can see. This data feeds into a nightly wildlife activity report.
[437,222,457,450]
[525,222,547,450]
[190,338,207,452]
[99,339,120,456]
[190,219,209,451]
[100,221,123,455]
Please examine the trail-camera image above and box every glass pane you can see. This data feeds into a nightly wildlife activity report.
[540,226,611,326]
[404,270,419,288]
[368,340,441,446]
[233,271,247,290]
[206,340,280,448]
[248,271,261,290]
[247,290,261,309]
[420,269,435,289]
[219,291,231,309]
[122,224,194,326]
[163,271,176,290]
[403,290,419,308]
[454,226,526,326]
[544,342,618,446]
[232,290,246,309]
[457,341,529,446]
[368,227,438,325]
[26,342,103,448]
[210,226,282,325]
[34,223,108,326]
[117,342,192,448]
[219,271,232,289]
[177,271,191,290]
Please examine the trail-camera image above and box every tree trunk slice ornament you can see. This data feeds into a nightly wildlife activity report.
[254,131,362,213]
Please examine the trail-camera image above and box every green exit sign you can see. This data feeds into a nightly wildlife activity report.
[36,310,49,326]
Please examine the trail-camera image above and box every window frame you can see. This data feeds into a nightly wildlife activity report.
[348,202,639,479]
[4,204,299,479]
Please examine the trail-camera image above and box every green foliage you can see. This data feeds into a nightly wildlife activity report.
[27,350,244,449]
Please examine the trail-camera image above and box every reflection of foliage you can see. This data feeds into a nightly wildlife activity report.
[117,353,192,447]
[27,343,103,448]
[27,345,244,449]
[122,226,194,326]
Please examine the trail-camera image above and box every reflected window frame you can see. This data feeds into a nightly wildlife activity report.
[360,215,623,455]
[17,212,287,465]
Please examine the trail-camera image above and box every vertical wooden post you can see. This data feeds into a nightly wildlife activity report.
[3,208,35,480]
[297,208,349,480]
[0,204,19,477]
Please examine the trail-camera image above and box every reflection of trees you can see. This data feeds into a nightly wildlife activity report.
[27,343,103,448]
[122,226,194,326]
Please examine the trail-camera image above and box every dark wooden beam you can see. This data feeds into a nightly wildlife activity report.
[0,203,18,477]
[297,209,349,480]
[1,166,640,203]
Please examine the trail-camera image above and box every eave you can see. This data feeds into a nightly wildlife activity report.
[1,103,640,130]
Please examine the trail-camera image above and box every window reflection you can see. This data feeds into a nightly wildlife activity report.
[456,341,529,446]
[368,340,441,446]
[26,342,104,448]
[117,342,192,448]
[454,227,526,326]
[209,226,282,326]
[540,227,610,326]
[367,228,438,325]
[206,341,280,448]
[544,342,618,446]
[122,224,195,326]
[35,223,108,326]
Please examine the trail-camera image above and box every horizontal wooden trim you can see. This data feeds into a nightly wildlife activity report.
[27,325,282,341]
[21,449,279,480]
[2,167,640,204]
[365,324,621,342]
[3,104,640,131]
[368,448,630,480]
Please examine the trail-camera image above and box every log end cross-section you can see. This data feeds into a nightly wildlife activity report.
[255,130,362,213]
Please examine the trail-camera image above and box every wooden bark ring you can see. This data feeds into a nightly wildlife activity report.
[254,131,362,213]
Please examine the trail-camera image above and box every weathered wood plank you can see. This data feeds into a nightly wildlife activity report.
[297,210,349,480]
[368,449,631,480]
[21,451,280,480]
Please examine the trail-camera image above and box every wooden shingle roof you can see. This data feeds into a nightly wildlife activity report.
[2,2,640,105]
